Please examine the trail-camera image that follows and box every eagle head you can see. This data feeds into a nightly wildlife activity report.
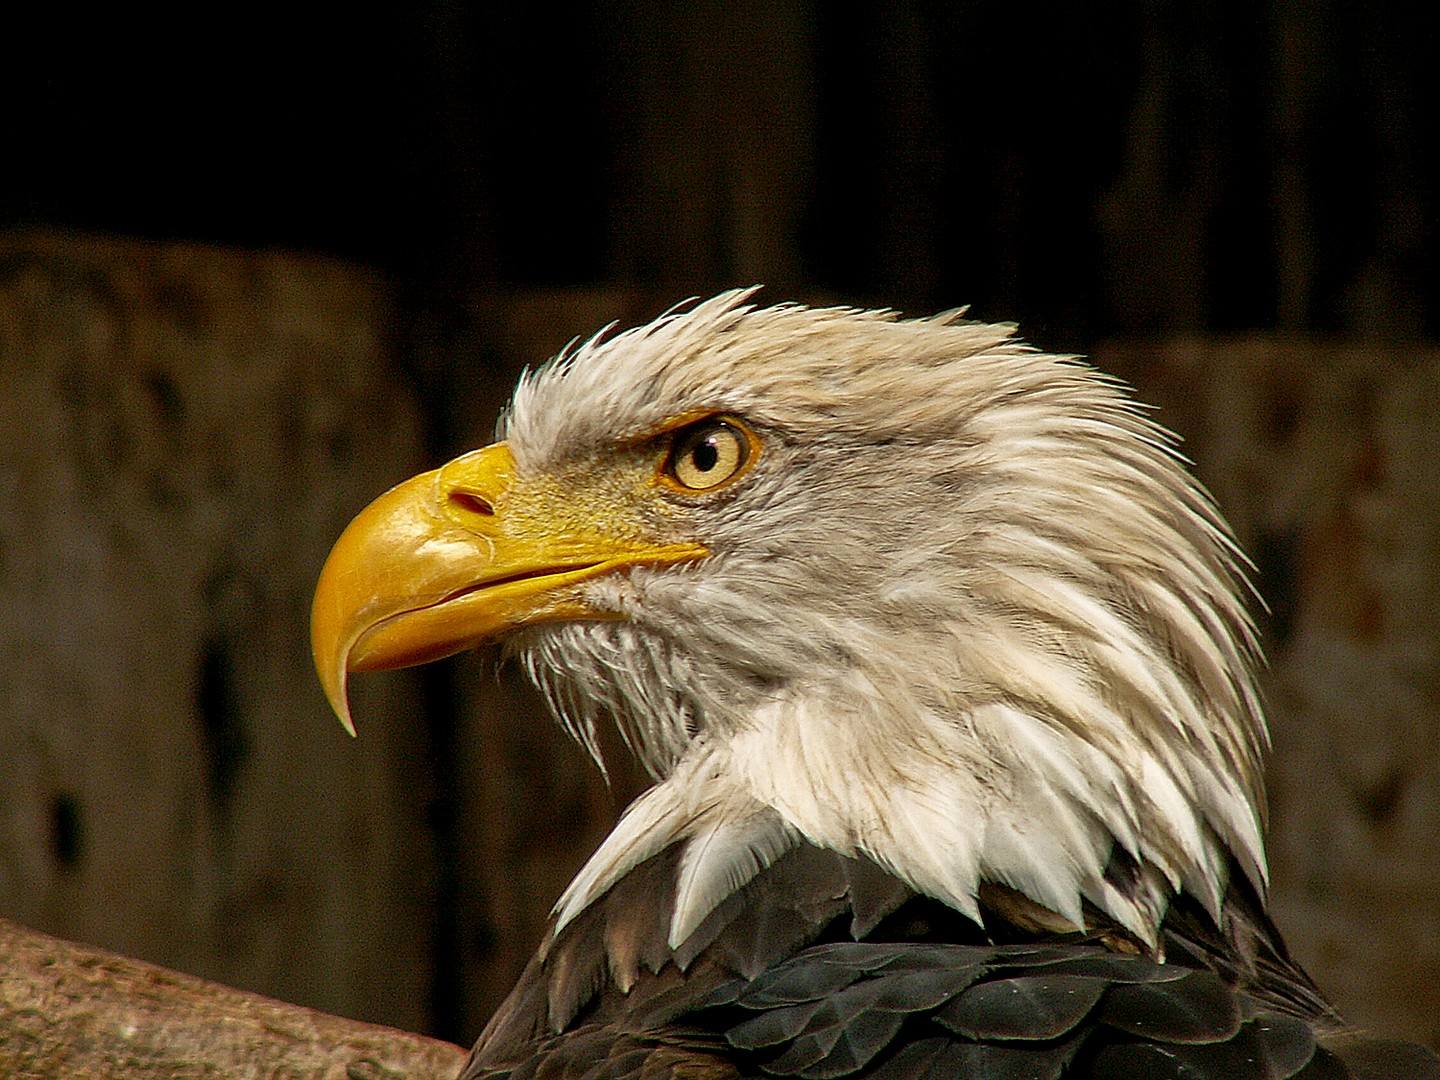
[312,291,1268,956]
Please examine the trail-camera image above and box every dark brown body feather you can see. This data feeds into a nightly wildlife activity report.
[461,844,1439,1080]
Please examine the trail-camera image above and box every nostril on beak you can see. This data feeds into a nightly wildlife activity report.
[448,491,495,516]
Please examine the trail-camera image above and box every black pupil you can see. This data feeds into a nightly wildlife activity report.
[692,436,720,472]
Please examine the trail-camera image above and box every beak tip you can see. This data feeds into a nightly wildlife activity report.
[325,665,360,738]
[313,557,365,738]
[314,629,361,737]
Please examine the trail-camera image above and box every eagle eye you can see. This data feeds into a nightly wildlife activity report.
[665,417,753,491]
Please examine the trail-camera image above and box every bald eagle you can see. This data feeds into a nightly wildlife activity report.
[312,293,1439,1078]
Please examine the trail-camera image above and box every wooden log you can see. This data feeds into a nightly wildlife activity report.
[0,918,467,1079]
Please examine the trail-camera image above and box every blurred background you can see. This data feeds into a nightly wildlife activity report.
[2,0,1438,1052]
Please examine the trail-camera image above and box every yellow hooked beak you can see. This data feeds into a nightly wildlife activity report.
[311,442,707,735]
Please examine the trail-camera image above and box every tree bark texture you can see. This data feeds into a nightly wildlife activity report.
[0,918,467,1079]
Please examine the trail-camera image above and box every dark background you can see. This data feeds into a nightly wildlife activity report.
[7,2,1437,342]
[3,0,1439,1053]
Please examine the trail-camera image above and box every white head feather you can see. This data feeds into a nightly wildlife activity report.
[500,291,1268,951]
